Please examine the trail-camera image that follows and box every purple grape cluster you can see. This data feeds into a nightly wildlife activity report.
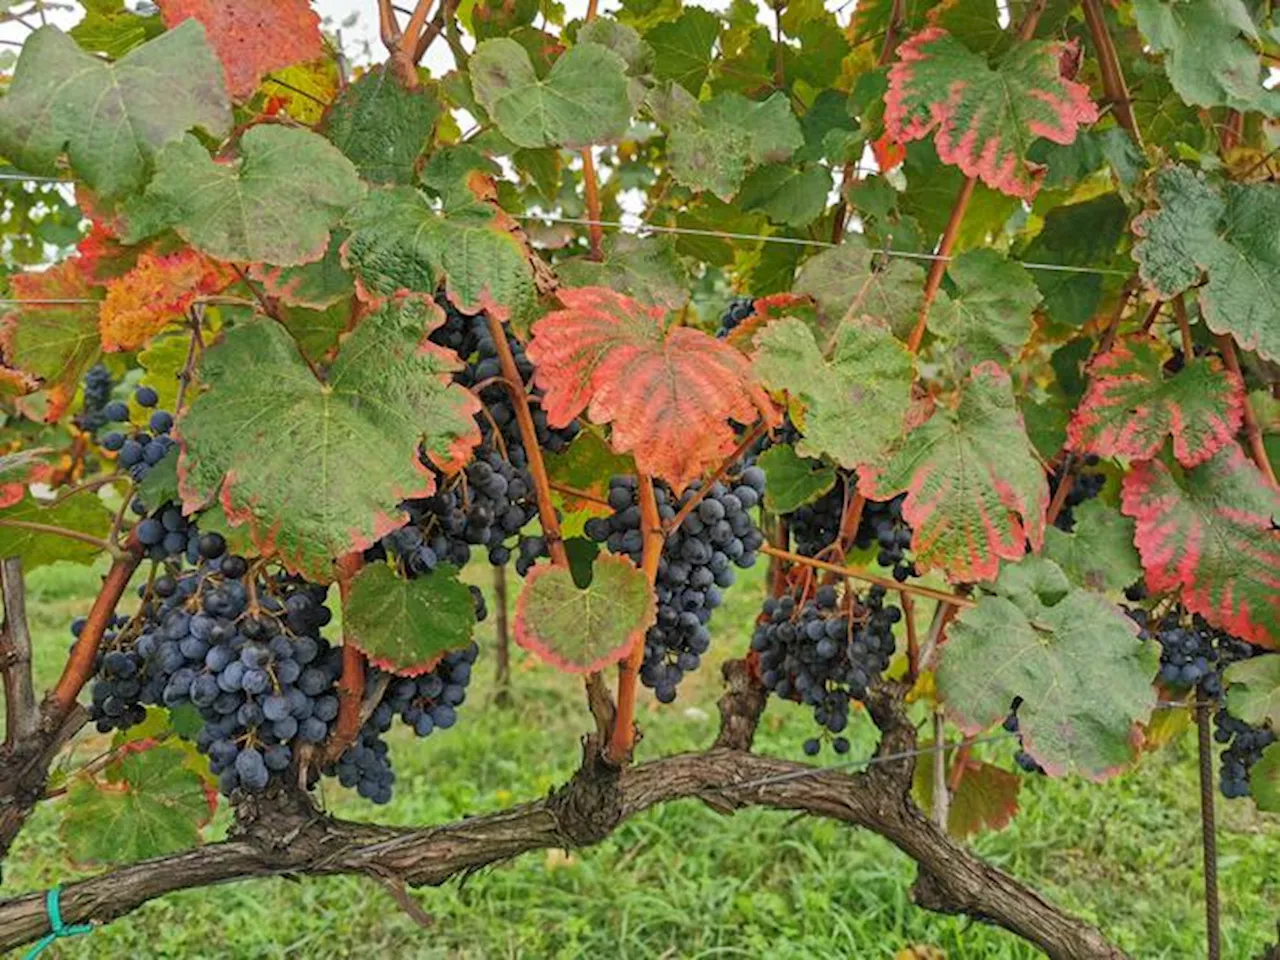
[586,469,766,701]
[752,584,899,754]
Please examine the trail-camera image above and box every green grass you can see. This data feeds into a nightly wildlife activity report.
[1,560,1277,959]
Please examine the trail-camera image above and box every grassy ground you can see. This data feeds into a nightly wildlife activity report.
[0,560,1277,959]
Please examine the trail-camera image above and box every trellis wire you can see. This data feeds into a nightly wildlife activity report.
[513,213,1133,276]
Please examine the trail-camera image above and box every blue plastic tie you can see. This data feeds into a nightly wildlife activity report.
[24,888,93,959]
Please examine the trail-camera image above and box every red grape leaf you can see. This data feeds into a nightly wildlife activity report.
[158,0,323,98]
[177,299,481,582]
[528,286,778,492]
[857,362,1048,582]
[514,553,655,673]
[1067,335,1244,468]
[343,563,475,675]
[938,557,1158,780]
[0,258,102,421]
[101,250,234,352]
[885,27,1098,200]
[1121,443,1280,649]
[913,747,1021,838]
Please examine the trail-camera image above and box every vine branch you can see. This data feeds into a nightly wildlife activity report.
[0,558,39,749]
[606,473,664,764]
[759,544,973,608]
[0,697,1127,960]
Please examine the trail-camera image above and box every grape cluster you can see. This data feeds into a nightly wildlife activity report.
[787,482,845,557]
[586,469,766,702]
[370,298,577,580]
[84,535,347,795]
[716,296,755,339]
[1216,710,1277,799]
[430,296,579,456]
[784,473,918,581]
[81,613,143,732]
[752,584,900,753]
[1002,699,1045,774]
[75,363,114,432]
[370,445,540,574]
[853,494,917,582]
[330,643,479,804]
[94,385,198,562]
[1047,455,1105,533]
[1127,600,1275,801]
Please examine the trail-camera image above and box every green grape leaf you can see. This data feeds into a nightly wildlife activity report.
[250,232,355,311]
[1132,166,1280,364]
[61,742,213,866]
[1251,744,1280,812]
[0,494,113,569]
[754,316,914,472]
[938,563,1158,779]
[1022,193,1129,327]
[1121,443,1280,649]
[1133,0,1280,116]
[1225,656,1280,729]
[125,127,364,266]
[138,330,193,414]
[279,300,354,365]
[556,233,691,311]
[1067,336,1244,468]
[344,562,476,674]
[755,444,837,514]
[913,747,1020,839]
[791,235,926,343]
[668,92,803,200]
[0,22,230,199]
[858,362,1048,582]
[137,448,180,511]
[70,0,165,58]
[469,39,631,149]
[545,425,636,514]
[177,301,480,581]
[513,553,656,673]
[885,27,1098,200]
[342,185,538,325]
[736,163,832,228]
[646,7,719,92]
[898,141,1021,253]
[1020,390,1071,461]
[930,249,1039,368]
[321,67,441,186]
[1042,500,1143,595]
[578,17,654,77]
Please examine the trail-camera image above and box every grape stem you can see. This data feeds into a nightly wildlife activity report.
[759,544,974,609]
[480,313,568,567]
[606,473,664,765]
[48,535,143,718]
[478,313,617,732]
[1081,0,1142,150]
[1044,454,1075,530]
[547,481,611,508]
[663,420,769,534]
[0,519,112,554]
[323,553,367,765]
[1216,334,1277,487]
